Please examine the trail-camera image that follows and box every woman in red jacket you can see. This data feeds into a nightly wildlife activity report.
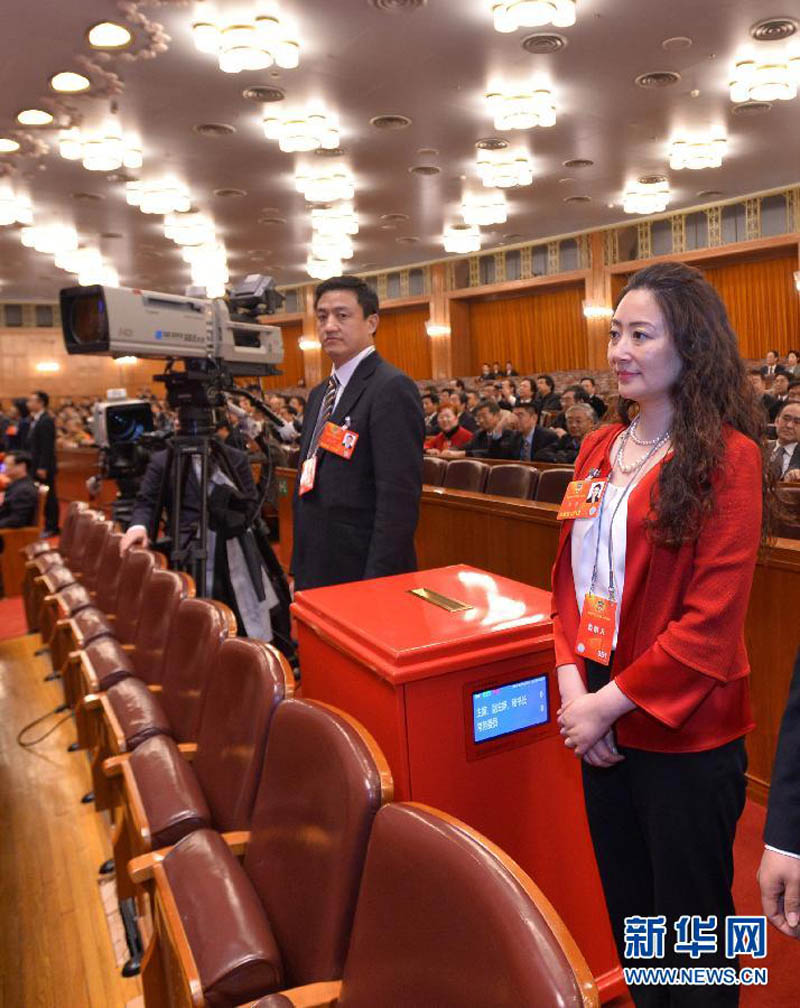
[554,262,768,1007]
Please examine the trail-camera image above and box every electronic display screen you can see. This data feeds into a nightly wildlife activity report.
[472,675,548,743]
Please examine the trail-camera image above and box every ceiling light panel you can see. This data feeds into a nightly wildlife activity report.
[461,190,508,226]
[443,224,481,254]
[192,3,300,72]
[729,51,800,103]
[0,180,33,225]
[0,137,21,153]
[485,84,556,129]
[295,163,354,203]
[491,0,576,32]
[263,106,339,152]
[476,148,534,188]
[126,178,192,215]
[306,253,343,279]
[87,21,133,49]
[16,109,53,126]
[669,129,727,169]
[49,71,91,93]
[622,178,671,215]
[59,124,142,172]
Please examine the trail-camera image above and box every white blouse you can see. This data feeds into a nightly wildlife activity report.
[571,481,628,649]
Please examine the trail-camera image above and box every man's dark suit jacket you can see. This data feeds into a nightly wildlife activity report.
[0,476,38,528]
[129,443,256,542]
[515,426,559,461]
[760,364,789,378]
[26,413,57,477]
[464,427,519,460]
[536,433,582,464]
[533,392,562,414]
[291,351,424,592]
[769,396,791,423]
[768,441,800,480]
[765,648,800,856]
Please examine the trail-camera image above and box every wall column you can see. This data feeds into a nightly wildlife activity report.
[300,284,324,387]
[585,231,613,370]
[427,263,453,379]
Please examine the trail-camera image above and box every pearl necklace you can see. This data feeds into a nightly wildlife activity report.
[628,415,670,446]
[615,422,671,475]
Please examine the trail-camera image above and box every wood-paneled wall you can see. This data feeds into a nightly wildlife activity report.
[0,326,165,400]
[611,253,800,360]
[467,282,588,374]
[374,305,431,380]
[260,319,304,389]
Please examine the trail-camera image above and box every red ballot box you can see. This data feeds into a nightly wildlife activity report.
[293,564,625,1000]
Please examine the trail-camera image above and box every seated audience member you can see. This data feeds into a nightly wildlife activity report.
[516,377,535,405]
[491,360,503,378]
[761,349,788,379]
[449,390,477,432]
[479,362,492,380]
[770,401,800,482]
[785,349,800,380]
[769,373,792,422]
[453,378,467,392]
[288,395,305,423]
[551,384,591,433]
[425,405,473,455]
[579,376,608,419]
[513,403,559,461]
[442,398,518,460]
[504,360,519,376]
[465,389,481,415]
[421,391,441,436]
[749,370,776,419]
[533,374,562,414]
[0,451,38,551]
[536,403,596,464]
[499,379,517,408]
[789,380,800,404]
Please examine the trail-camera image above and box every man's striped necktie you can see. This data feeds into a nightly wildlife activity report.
[307,374,339,458]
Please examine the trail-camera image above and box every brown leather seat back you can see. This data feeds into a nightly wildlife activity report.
[486,464,536,500]
[193,638,293,832]
[775,486,800,539]
[130,568,193,684]
[422,456,448,486]
[65,510,102,573]
[337,803,597,1008]
[43,565,77,593]
[58,501,87,562]
[79,520,113,593]
[534,467,574,504]
[442,458,489,492]
[113,548,165,645]
[160,598,236,742]
[244,699,392,988]
[93,530,125,613]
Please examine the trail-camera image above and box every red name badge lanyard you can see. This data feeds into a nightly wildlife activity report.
[576,431,668,665]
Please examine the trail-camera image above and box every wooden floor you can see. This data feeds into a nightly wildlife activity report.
[0,632,142,1008]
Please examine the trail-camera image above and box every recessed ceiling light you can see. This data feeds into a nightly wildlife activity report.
[380,223,397,230]
[314,146,347,157]
[193,122,236,136]
[259,216,286,225]
[50,71,91,93]
[369,0,427,10]
[71,191,104,201]
[213,187,246,197]
[521,32,567,54]
[696,190,724,199]
[16,109,54,126]
[417,147,438,157]
[475,137,508,150]
[0,138,21,153]
[242,85,285,103]
[563,158,594,168]
[559,176,575,184]
[638,174,667,185]
[731,100,773,116]
[563,195,591,203]
[634,71,681,89]
[261,207,281,215]
[396,236,420,244]
[380,212,409,222]
[87,21,133,49]
[661,36,692,50]
[750,17,797,41]
[370,114,412,130]
[408,164,440,175]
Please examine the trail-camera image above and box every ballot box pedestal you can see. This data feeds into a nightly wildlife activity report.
[292,564,625,1001]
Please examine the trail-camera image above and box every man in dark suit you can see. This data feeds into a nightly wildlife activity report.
[769,401,800,482]
[442,399,518,460]
[759,647,800,938]
[536,403,596,464]
[533,374,562,415]
[26,390,58,535]
[0,451,38,552]
[512,404,559,461]
[291,275,424,592]
[760,349,788,380]
[768,373,792,423]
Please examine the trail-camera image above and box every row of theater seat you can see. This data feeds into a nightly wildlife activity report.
[21,505,599,1008]
[424,456,574,503]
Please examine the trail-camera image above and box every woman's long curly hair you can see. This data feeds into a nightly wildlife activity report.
[615,262,772,547]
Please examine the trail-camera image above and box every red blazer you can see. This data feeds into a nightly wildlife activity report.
[425,426,473,452]
[551,423,761,752]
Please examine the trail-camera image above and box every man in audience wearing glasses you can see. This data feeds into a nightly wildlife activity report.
[771,402,800,482]
[440,398,518,460]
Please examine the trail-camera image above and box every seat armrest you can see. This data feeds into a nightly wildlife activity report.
[220,830,251,858]
[121,643,135,653]
[82,693,102,710]
[177,742,198,761]
[128,847,173,885]
[102,752,132,777]
[99,692,128,754]
[147,683,164,695]
[238,981,342,1008]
